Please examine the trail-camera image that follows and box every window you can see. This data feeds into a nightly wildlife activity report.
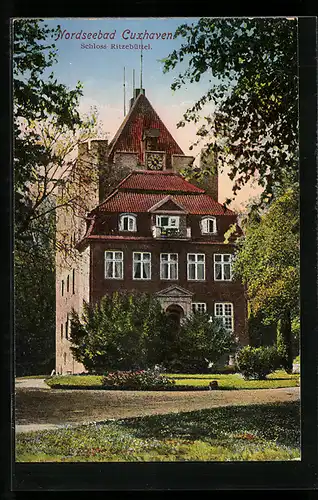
[72,269,75,294]
[119,214,137,232]
[160,253,178,280]
[201,216,217,234]
[156,215,179,228]
[133,252,151,280]
[65,318,69,340]
[192,303,207,314]
[214,303,234,331]
[187,253,205,280]
[61,280,64,296]
[105,251,123,279]
[60,324,63,340]
[214,254,232,281]
[67,275,69,293]
[63,352,67,365]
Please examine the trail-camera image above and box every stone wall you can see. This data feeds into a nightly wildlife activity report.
[55,139,108,374]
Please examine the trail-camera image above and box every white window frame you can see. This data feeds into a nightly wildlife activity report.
[214,302,234,332]
[156,215,180,229]
[201,216,217,234]
[192,302,207,314]
[187,253,206,281]
[160,253,178,280]
[133,252,151,280]
[119,213,137,232]
[214,254,233,281]
[104,251,124,280]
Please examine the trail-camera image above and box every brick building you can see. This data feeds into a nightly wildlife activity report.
[55,89,247,374]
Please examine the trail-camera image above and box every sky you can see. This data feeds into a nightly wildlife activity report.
[41,18,262,210]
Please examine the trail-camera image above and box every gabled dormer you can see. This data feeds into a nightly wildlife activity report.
[148,195,191,239]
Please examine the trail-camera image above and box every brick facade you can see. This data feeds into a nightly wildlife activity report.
[55,89,247,374]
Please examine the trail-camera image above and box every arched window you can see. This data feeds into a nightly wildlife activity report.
[201,216,217,234]
[119,213,137,232]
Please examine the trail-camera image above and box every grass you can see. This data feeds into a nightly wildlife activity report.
[45,370,299,390]
[16,401,300,462]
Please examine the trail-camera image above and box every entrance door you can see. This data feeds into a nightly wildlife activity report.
[166,304,184,329]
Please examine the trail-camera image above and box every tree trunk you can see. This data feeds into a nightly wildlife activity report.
[277,310,293,373]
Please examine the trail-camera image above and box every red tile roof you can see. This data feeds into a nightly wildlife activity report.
[117,170,205,193]
[96,191,235,215]
[86,235,234,244]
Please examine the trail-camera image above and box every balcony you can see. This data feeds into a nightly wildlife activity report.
[151,226,191,239]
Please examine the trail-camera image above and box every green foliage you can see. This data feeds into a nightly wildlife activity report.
[15,203,55,376]
[70,295,236,374]
[247,310,277,347]
[234,188,299,320]
[168,313,236,373]
[102,369,175,390]
[45,370,299,391]
[163,18,298,205]
[276,312,293,373]
[237,345,281,380]
[13,19,86,238]
[70,292,172,372]
[234,188,299,371]
[291,317,300,358]
[13,20,99,375]
[16,401,300,462]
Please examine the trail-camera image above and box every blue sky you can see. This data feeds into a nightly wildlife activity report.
[40,18,262,209]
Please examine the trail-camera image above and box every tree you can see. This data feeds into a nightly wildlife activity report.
[168,312,236,373]
[70,294,235,374]
[233,188,299,372]
[13,19,101,374]
[70,292,173,373]
[162,18,298,205]
[13,19,99,243]
[14,202,56,375]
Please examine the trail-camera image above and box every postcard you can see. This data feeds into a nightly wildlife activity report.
[12,15,315,490]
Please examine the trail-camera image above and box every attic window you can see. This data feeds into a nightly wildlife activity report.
[119,213,137,232]
[201,216,217,234]
[144,128,160,151]
[156,215,179,229]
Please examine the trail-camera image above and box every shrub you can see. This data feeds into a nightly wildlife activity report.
[69,292,172,373]
[101,368,175,390]
[166,313,236,373]
[236,345,280,380]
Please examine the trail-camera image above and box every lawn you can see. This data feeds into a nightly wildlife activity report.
[16,401,300,462]
[45,370,299,390]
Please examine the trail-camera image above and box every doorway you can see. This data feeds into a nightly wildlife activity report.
[166,304,184,329]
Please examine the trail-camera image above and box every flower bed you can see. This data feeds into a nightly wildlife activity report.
[100,370,220,391]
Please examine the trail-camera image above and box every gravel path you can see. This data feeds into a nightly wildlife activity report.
[15,379,300,434]
[15,378,50,390]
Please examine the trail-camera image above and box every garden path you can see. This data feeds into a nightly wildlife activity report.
[15,379,300,434]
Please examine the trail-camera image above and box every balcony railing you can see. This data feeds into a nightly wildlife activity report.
[151,226,191,239]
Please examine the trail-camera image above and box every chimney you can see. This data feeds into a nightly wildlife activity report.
[130,88,145,109]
